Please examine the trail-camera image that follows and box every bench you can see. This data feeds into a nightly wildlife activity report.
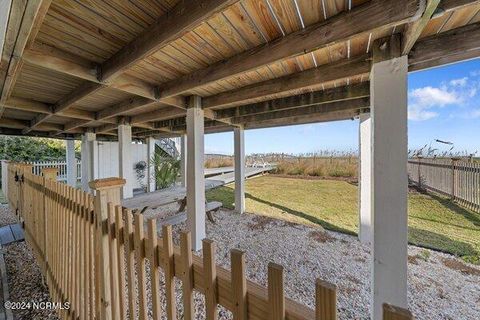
[158,201,223,227]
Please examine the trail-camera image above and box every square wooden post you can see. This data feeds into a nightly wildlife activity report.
[42,167,58,181]
[89,177,125,320]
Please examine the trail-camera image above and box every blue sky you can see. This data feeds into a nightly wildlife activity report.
[205,59,480,155]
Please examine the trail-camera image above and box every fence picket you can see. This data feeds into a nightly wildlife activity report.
[124,210,137,320]
[268,263,285,320]
[180,231,194,320]
[147,219,162,320]
[203,239,218,320]
[315,279,337,320]
[115,206,127,320]
[231,249,247,320]
[408,158,479,212]
[108,203,121,319]
[162,225,176,320]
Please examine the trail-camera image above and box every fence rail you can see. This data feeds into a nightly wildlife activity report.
[6,162,412,320]
[408,158,480,212]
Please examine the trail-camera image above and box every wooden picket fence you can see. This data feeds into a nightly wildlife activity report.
[6,162,412,320]
[408,158,480,213]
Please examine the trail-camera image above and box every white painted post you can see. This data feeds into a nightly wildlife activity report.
[180,134,187,187]
[147,137,156,192]
[186,96,206,251]
[81,132,97,192]
[1,160,9,198]
[234,126,245,213]
[358,113,371,244]
[118,123,134,199]
[370,35,408,320]
[66,139,77,186]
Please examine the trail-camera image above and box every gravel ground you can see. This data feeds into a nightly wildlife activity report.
[0,205,18,227]
[144,204,480,320]
[0,205,58,320]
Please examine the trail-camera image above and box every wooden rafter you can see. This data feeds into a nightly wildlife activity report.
[203,56,370,109]
[215,83,370,120]
[0,0,51,109]
[22,81,105,133]
[229,97,370,125]
[22,44,186,108]
[409,22,480,71]
[402,0,439,55]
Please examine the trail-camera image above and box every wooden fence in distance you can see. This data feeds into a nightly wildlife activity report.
[408,158,480,212]
[7,162,412,320]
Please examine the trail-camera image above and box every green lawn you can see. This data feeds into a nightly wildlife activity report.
[206,175,480,264]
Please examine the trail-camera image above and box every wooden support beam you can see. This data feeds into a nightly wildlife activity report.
[4,96,96,121]
[22,82,105,133]
[203,56,370,109]
[99,0,239,81]
[157,0,422,99]
[402,0,439,55]
[0,116,62,132]
[131,106,186,124]
[96,97,155,121]
[5,96,52,114]
[440,0,480,13]
[23,44,186,108]
[0,0,51,107]
[409,22,480,71]
[167,98,368,131]
[215,82,370,119]
[229,97,369,125]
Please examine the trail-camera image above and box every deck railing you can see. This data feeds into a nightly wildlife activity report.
[6,162,412,320]
[27,160,81,183]
[408,158,480,212]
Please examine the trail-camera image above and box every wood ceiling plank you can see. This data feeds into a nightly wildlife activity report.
[157,0,422,99]
[100,0,240,82]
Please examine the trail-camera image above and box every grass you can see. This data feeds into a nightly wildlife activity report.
[273,157,357,178]
[206,175,480,264]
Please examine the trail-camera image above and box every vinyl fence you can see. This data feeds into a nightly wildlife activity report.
[408,158,480,212]
[28,160,81,183]
[6,162,412,320]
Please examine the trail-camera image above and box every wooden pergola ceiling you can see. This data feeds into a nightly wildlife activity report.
[0,0,479,140]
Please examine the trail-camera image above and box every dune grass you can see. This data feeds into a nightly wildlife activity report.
[206,175,480,264]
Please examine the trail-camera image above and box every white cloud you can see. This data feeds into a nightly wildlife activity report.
[408,86,460,121]
[470,70,480,77]
[408,108,438,121]
[449,77,468,87]
[410,86,460,107]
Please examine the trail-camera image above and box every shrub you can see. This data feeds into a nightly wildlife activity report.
[151,154,180,189]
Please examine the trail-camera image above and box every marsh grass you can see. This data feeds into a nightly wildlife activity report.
[273,157,357,178]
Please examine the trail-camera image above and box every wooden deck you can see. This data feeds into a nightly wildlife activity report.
[123,166,272,210]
